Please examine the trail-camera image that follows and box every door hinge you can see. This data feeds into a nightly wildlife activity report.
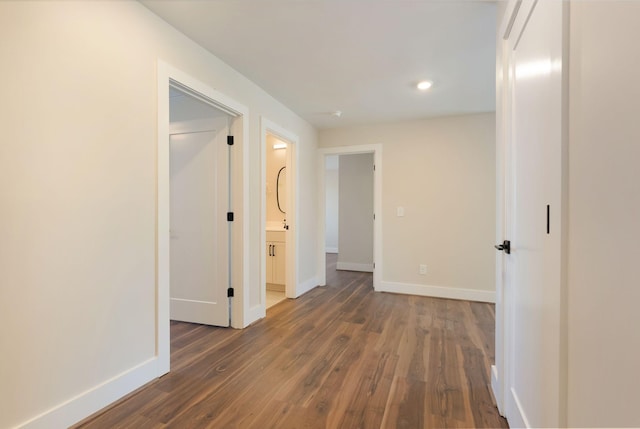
[227,212,234,222]
[373,164,376,171]
[373,213,375,220]
[373,263,376,269]
[227,287,234,297]
[227,135,234,146]
[494,240,511,255]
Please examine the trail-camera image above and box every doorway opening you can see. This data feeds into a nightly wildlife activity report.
[265,134,288,308]
[168,86,231,327]
[261,118,298,316]
[317,145,382,290]
[157,62,250,375]
[328,153,374,275]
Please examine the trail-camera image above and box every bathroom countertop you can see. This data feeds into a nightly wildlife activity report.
[266,221,286,232]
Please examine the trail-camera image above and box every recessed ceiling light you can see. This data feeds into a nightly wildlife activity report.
[417,81,433,91]
[273,143,287,150]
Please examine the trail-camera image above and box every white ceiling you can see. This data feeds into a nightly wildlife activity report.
[143,1,497,129]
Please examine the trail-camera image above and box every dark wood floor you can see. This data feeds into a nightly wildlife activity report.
[74,255,507,428]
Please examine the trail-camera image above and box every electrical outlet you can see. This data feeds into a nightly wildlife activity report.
[419,264,427,275]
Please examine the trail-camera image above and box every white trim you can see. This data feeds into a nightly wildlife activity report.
[494,14,509,417]
[246,304,266,326]
[237,103,251,329]
[156,61,172,375]
[508,388,530,429]
[325,247,338,254]
[260,118,300,307]
[336,262,374,273]
[500,0,523,40]
[378,281,495,303]
[317,145,382,290]
[230,105,251,329]
[15,358,158,429]
[296,276,319,297]
[507,0,538,51]
[491,365,505,416]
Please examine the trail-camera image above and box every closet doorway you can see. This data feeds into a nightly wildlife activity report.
[168,86,231,326]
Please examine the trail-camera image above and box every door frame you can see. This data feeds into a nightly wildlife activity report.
[260,118,298,312]
[316,145,382,290]
[495,3,532,420]
[492,0,517,415]
[156,61,250,374]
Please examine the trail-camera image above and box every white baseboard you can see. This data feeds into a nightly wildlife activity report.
[17,357,159,429]
[508,388,529,428]
[245,304,266,328]
[377,281,495,303]
[266,283,285,292]
[336,262,374,273]
[491,365,504,416]
[295,276,319,298]
[325,247,338,254]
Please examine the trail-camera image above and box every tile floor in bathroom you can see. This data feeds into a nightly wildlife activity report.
[266,289,286,308]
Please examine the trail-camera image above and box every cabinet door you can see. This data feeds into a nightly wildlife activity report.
[272,242,286,285]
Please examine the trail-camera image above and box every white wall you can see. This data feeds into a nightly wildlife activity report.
[0,1,317,428]
[325,155,339,252]
[319,113,496,301]
[567,3,640,426]
[337,153,374,271]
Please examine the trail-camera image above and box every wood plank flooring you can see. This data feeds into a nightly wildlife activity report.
[74,255,508,428]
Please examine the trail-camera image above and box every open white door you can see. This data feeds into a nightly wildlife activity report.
[169,128,229,327]
[501,1,566,427]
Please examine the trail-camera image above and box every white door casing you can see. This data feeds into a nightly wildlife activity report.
[260,117,299,321]
[316,145,382,290]
[157,61,250,375]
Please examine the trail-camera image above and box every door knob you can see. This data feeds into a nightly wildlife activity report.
[494,240,511,254]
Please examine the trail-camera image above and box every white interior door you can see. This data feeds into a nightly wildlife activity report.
[504,1,565,427]
[170,130,229,326]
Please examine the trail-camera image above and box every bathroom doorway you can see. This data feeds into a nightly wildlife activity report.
[261,118,298,314]
[265,134,287,308]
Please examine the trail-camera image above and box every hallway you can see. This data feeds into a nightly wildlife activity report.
[74,255,507,428]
